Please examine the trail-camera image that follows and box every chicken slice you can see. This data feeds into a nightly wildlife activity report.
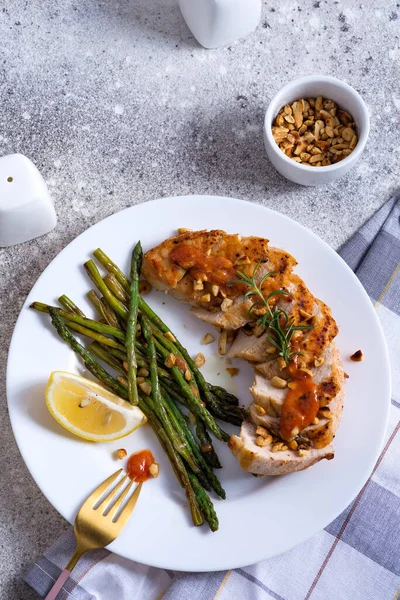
[228,276,337,362]
[243,344,344,451]
[250,344,343,412]
[228,420,335,476]
[227,329,275,362]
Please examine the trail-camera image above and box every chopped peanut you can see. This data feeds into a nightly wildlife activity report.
[221,298,233,312]
[193,280,204,291]
[270,376,288,389]
[256,425,268,437]
[139,381,152,396]
[350,349,363,362]
[226,367,239,377]
[271,442,287,452]
[318,407,331,418]
[264,346,277,355]
[255,436,271,447]
[116,448,127,460]
[164,353,176,368]
[194,353,205,368]
[299,368,314,377]
[164,331,176,343]
[149,463,160,478]
[202,333,215,345]
[277,357,287,370]
[218,331,227,356]
[199,293,211,303]
[137,368,149,377]
[273,97,358,166]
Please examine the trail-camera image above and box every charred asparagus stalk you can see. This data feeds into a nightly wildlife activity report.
[126,242,142,405]
[141,314,200,474]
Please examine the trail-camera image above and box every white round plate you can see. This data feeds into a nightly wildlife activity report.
[7,196,390,572]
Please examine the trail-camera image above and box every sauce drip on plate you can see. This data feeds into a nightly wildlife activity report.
[280,362,318,441]
[127,449,156,482]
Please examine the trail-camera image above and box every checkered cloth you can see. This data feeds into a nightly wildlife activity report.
[25,194,400,600]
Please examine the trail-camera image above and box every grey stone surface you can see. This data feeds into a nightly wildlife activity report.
[0,0,399,597]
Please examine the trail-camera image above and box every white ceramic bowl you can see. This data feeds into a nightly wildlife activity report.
[264,75,370,186]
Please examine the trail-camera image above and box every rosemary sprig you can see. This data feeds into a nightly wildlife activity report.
[231,261,314,363]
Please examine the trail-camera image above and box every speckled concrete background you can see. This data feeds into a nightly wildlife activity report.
[0,0,399,597]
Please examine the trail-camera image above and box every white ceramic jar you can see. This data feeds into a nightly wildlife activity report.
[0,154,57,247]
[179,0,262,49]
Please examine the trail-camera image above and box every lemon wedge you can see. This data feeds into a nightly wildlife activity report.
[46,371,147,442]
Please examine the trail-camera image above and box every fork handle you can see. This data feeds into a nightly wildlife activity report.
[44,568,71,600]
[44,545,85,600]
[44,544,86,600]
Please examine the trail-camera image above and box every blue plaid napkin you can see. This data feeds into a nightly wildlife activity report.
[25,193,400,600]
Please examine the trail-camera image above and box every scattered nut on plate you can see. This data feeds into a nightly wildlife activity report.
[116,448,127,460]
[350,349,363,362]
[272,96,358,166]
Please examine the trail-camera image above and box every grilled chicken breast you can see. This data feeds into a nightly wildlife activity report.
[143,229,345,477]
[142,229,297,329]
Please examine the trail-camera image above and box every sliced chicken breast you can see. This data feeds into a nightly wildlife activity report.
[143,228,345,477]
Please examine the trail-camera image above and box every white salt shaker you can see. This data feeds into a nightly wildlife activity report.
[179,0,262,49]
[0,154,57,247]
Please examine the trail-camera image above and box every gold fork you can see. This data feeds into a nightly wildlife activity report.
[45,469,142,600]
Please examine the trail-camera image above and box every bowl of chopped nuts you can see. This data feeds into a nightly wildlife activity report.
[264,75,369,186]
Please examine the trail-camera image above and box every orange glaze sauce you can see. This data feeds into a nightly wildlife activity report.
[280,362,319,441]
[127,449,155,482]
[169,244,241,291]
